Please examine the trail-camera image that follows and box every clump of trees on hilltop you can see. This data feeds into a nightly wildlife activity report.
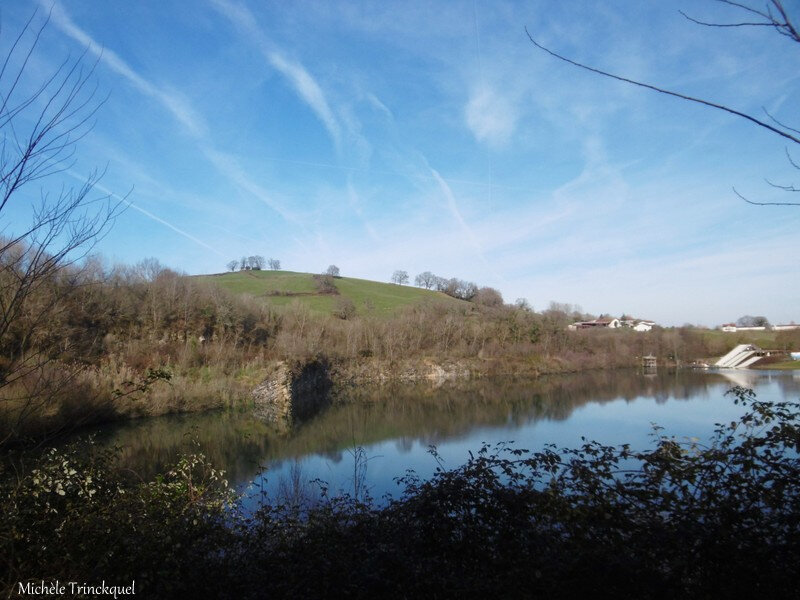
[226,257,281,271]
[411,270,503,305]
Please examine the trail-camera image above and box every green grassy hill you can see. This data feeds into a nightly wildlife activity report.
[198,270,468,317]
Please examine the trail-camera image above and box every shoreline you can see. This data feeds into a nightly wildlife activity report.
[4,353,797,446]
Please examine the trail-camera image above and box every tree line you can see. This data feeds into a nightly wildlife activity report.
[390,269,504,306]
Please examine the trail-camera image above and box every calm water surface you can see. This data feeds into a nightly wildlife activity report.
[82,368,800,504]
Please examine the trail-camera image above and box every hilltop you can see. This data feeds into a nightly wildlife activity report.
[197,270,468,317]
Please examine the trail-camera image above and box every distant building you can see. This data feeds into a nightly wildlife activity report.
[623,316,656,332]
[721,322,798,332]
[633,321,655,332]
[569,316,656,331]
[571,318,621,330]
[596,317,621,328]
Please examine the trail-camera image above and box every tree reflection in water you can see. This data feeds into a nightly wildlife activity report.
[68,369,798,501]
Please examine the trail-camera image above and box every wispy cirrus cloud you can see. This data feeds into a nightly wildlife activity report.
[208,0,343,151]
[464,84,518,147]
[364,92,393,120]
[25,0,797,325]
[199,146,299,225]
[268,52,342,151]
[41,0,300,225]
[75,175,225,257]
[428,166,487,266]
[41,0,206,137]
[346,177,380,242]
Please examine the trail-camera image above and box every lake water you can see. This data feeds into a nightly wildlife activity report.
[81,368,800,506]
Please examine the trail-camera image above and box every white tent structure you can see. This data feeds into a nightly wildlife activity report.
[714,344,763,369]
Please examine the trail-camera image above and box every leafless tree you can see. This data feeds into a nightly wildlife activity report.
[333,296,356,320]
[0,10,122,443]
[313,274,338,294]
[515,298,532,311]
[414,271,436,289]
[736,314,770,327]
[442,277,477,300]
[326,264,340,277]
[135,257,164,282]
[226,260,238,272]
[391,270,409,285]
[474,286,504,307]
[249,255,265,270]
[527,0,800,205]
[267,257,281,270]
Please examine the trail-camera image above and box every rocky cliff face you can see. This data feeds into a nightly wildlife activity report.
[251,360,332,425]
[250,357,547,426]
[330,359,474,386]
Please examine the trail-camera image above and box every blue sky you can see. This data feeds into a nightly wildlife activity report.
[4,0,799,326]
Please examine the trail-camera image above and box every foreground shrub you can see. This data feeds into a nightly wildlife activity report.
[2,387,798,598]
[1,440,235,597]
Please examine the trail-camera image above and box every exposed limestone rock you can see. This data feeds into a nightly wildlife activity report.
[329,359,475,387]
[251,360,332,425]
[251,357,546,426]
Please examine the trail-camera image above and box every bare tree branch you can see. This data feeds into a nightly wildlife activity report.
[0,11,123,442]
[526,1,800,207]
[524,28,800,147]
[679,13,776,29]
[734,187,800,206]
[786,147,800,171]
[762,107,800,137]
[680,1,800,42]
[764,178,800,192]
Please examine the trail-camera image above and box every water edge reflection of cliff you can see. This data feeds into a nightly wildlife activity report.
[72,368,799,500]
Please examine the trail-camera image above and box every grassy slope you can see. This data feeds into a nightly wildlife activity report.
[198,270,467,317]
[699,329,780,349]
[752,360,800,370]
